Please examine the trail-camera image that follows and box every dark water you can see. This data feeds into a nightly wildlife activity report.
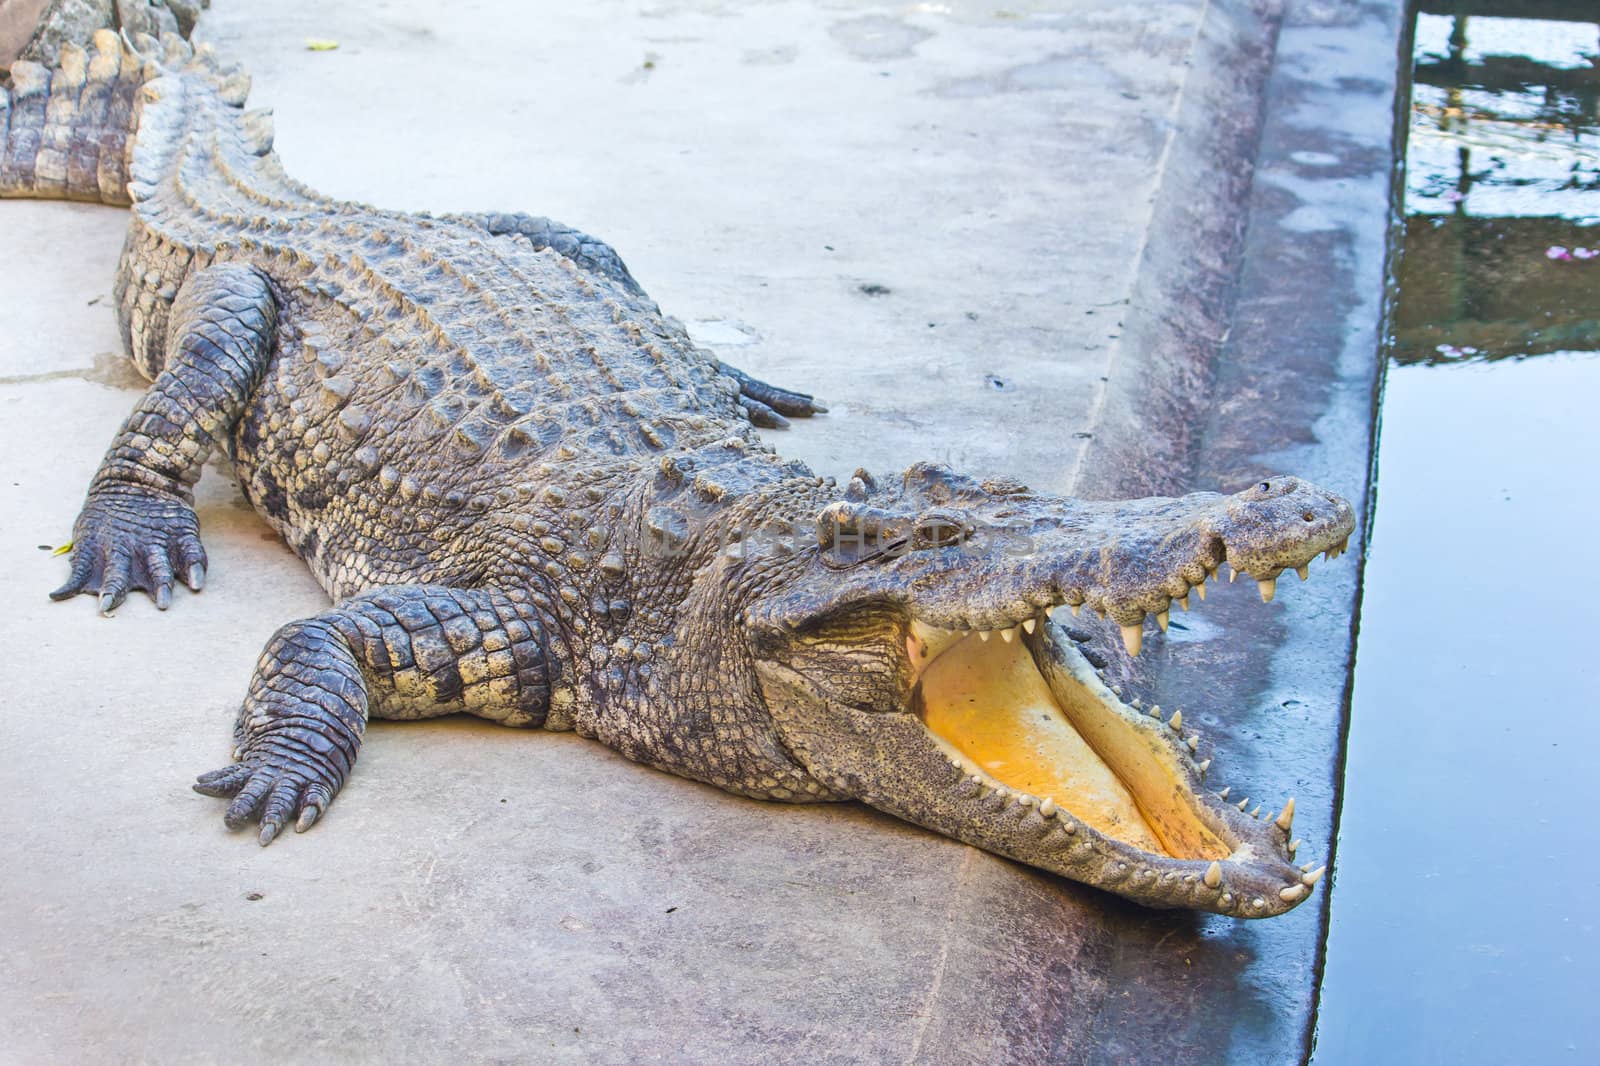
[1312,12,1600,1064]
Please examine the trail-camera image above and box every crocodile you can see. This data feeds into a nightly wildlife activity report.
[1,25,1355,917]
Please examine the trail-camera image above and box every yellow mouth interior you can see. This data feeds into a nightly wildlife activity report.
[910,624,1228,860]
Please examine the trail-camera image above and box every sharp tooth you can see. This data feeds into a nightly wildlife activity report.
[1236,797,1249,811]
[1258,577,1276,603]
[1300,861,1315,872]
[1289,838,1303,854]
[1195,581,1206,601]
[1120,624,1143,657]
[1070,603,1081,617]
[1156,610,1169,632]
[1148,703,1161,718]
[1276,797,1295,832]
[1022,618,1037,634]
[978,630,991,642]
[1186,735,1199,752]
[1280,884,1307,903]
[1296,564,1309,581]
[1302,865,1326,886]
[1000,627,1016,643]
[1204,861,1222,888]
[1167,709,1182,731]
[1177,594,1189,611]
[1228,567,1238,583]
[1198,758,1211,775]
[1250,804,1262,818]
[1132,697,1142,709]
[1218,786,1231,800]
[1039,797,1057,816]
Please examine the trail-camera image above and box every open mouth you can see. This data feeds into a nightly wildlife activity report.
[902,601,1325,915]
[910,621,1231,862]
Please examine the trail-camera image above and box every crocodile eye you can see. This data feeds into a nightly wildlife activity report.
[1260,481,1271,492]
[912,510,970,550]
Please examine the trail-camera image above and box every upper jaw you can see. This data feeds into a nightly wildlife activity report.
[916,477,1353,627]
[751,475,1356,661]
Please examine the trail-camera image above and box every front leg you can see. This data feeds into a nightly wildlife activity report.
[52,263,277,613]
[193,585,558,844]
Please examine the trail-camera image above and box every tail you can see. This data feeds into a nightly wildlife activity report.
[0,28,249,206]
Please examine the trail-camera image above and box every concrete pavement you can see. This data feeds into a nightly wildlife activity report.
[0,1,1401,1061]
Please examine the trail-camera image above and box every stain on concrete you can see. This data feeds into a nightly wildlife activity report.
[685,318,760,346]
[742,44,797,66]
[84,348,146,389]
[0,349,143,389]
[620,51,662,84]
[829,15,932,61]
[935,51,1126,98]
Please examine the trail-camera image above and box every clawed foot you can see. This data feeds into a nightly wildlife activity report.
[193,730,353,846]
[193,760,334,845]
[719,361,829,429]
[51,487,206,614]
[193,657,363,845]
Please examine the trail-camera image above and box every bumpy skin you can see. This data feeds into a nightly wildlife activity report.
[3,27,1355,915]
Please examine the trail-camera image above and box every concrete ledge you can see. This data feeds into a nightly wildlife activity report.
[1075,0,1281,500]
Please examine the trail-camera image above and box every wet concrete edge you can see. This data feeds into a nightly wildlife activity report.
[1073,0,1283,500]
[1089,0,1410,1061]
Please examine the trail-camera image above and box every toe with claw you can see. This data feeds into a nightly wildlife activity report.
[718,360,829,429]
[193,720,357,845]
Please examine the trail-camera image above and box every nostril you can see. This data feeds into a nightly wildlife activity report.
[1302,511,1316,522]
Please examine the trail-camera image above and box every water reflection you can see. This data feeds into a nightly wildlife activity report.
[1314,11,1600,1065]
[1394,12,1599,365]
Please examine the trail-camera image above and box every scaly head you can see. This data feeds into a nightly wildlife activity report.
[743,464,1353,916]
